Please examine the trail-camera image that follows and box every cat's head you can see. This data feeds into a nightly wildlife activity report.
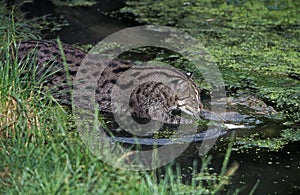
[170,72,203,119]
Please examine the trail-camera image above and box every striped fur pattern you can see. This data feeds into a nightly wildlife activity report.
[15,40,203,124]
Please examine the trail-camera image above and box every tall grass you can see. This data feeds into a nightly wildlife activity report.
[0,5,237,194]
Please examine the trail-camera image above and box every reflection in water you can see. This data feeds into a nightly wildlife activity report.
[102,95,282,146]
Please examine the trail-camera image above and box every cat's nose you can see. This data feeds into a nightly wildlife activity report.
[194,103,203,119]
[199,102,204,110]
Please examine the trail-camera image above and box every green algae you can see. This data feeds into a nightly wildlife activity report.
[50,0,96,7]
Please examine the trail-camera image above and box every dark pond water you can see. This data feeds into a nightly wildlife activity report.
[18,0,137,44]
[18,0,300,194]
[177,140,300,194]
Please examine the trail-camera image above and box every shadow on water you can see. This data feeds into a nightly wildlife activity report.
[17,0,300,194]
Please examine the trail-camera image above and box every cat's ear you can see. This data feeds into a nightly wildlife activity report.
[186,72,193,78]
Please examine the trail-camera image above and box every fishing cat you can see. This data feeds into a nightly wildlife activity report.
[15,40,203,124]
